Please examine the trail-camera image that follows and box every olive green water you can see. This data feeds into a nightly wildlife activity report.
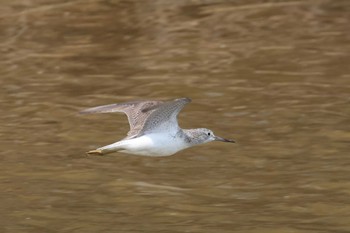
[1,0,350,232]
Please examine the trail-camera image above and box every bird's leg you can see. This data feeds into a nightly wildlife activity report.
[86,143,122,155]
[86,149,104,156]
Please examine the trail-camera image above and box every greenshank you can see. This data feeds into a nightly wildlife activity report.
[81,98,235,156]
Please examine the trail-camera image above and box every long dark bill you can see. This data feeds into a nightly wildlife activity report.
[214,136,235,143]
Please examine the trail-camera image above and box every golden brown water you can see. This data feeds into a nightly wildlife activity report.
[1,0,350,232]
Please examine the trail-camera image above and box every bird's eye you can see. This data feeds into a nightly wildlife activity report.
[207,132,211,136]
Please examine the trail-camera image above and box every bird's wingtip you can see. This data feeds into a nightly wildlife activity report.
[79,109,90,115]
[79,108,98,115]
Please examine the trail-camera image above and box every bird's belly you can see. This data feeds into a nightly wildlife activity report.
[120,133,186,156]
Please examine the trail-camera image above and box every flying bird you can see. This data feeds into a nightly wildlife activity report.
[81,98,235,156]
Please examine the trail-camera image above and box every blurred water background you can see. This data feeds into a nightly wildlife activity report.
[1,0,350,232]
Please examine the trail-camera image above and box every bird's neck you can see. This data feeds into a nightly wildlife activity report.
[181,129,202,146]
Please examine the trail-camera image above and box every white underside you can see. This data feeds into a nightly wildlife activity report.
[98,132,190,157]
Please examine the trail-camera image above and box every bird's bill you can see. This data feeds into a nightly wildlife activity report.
[214,136,235,143]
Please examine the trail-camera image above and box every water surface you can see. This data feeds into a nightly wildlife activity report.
[1,0,350,232]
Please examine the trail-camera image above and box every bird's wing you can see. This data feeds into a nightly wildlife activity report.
[80,100,164,137]
[138,98,191,135]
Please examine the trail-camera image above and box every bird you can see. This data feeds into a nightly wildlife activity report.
[80,97,235,156]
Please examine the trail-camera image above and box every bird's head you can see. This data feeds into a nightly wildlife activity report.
[190,128,235,144]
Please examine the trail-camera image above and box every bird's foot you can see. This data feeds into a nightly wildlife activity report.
[86,149,104,156]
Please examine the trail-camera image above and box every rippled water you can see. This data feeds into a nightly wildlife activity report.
[1,0,350,232]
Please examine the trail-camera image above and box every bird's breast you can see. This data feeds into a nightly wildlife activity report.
[120,132,188,156]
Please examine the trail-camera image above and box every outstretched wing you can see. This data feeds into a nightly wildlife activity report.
[80,100,164,137]
[138,98,191,135]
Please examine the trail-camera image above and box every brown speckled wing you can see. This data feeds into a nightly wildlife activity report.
[139,98,192,135]
[80,100,164,138]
